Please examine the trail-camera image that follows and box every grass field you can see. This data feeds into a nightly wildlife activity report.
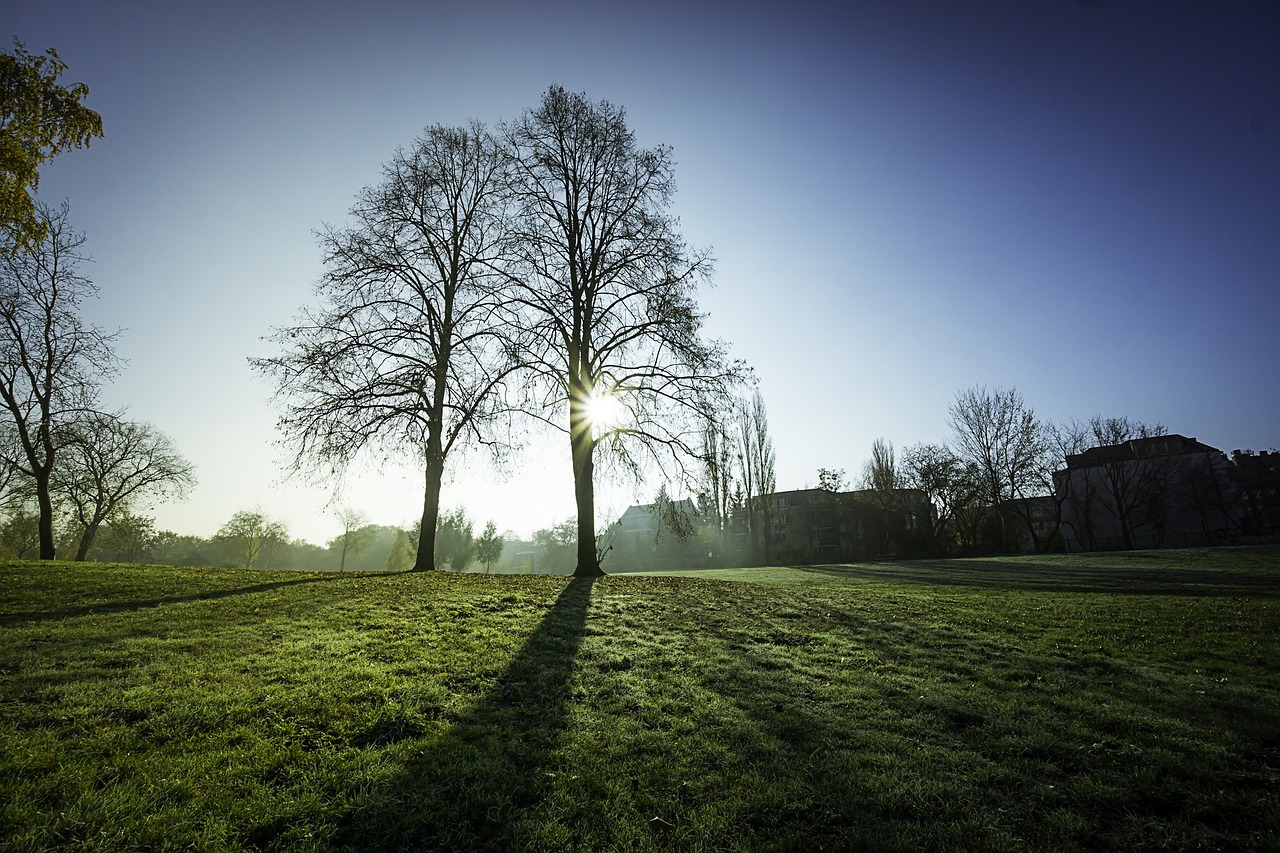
[2,548,1277,851]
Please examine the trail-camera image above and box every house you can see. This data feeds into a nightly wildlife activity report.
[1055,434,1239,551]
[606,498,702,571]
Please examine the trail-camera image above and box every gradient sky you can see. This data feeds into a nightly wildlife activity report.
[9,0,1279,547]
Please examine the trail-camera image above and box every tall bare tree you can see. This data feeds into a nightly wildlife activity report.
[55,412,196,561]
[736,389,776,563]
[0,202,118,558]
[503,86,743,576]
[256,123,515,571]
[698,415,734,558]
[948,385,1043,552]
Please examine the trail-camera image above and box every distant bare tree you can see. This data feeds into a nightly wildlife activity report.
[859,437,903,552]
[732,390,776,563]
[698,416,734,557]
[256,123,515,572]
[1083,416,1170,549]
[331,506,371,572]
[503,86,744,576]
[55,413,196,560]
[0,202,119,558]
[902,442,965,555]
[948,386,1043,552]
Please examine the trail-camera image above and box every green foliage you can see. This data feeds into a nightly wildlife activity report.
[214,509,287,569]
[385,527,415,572]
[475,520,503,572]
[1,548,1276,851]
[435,507,474,571]
[0,39,104,252]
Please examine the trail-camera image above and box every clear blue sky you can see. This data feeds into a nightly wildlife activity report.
[10,0,1279,546]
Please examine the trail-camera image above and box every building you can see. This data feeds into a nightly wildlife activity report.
[768,488,930,564]
[1055,434,1238,551]
[1229,449,1280,536]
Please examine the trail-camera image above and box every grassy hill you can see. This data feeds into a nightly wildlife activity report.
[2,548,1278,851]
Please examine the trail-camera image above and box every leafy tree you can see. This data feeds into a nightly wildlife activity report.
[0,202,119,558]
[0,500,39,558]
[94,508,158,563]
[434,507,474,571]
[385,527,415,573]
[533,517,577,573]
[504,86,743,576]
[257,123,515,572]
[55,413,196,560]
[1,39,103,253]
[817,467,847,493]
[475,520,503,572]
[216,510,286,570]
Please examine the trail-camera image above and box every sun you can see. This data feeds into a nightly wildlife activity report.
[583,387,628,433]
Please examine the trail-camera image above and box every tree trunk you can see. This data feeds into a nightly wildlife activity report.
[74,528,95,562]
[570,393,604,577]
[36,475,56,560]
[412,445,445,572]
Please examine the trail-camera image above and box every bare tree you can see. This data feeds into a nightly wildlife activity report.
[698,415,734,559]
[0,202,118,558]
[503,86,743,576]
[55,412,196,560]
[256,123,515,572]
[859,437,902,552]
[1085,416,1169,549]
[727,390,777,564]
[331,505,371,572]
[948,385,1043,552]
[903,443,961,555]
[742,390,776,563]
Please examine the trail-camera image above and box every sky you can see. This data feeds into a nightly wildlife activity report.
[8,0,1279,547]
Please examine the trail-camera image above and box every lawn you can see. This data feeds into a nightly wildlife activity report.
[1,548,1277,851]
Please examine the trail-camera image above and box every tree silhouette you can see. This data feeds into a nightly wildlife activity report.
[503,86,743,576]
[256,124,516,571]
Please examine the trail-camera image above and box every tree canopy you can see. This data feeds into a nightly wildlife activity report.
[1,39,103,253]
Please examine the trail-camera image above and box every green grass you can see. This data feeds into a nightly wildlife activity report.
[2,548,1278,851]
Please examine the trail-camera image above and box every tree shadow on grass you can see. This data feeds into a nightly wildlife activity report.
[333,575,596,850]
[0,576,338,626]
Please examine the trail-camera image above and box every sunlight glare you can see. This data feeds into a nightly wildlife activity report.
[584,388,628,433]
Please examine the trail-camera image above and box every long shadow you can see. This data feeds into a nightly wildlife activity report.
[0,576,339,626]
[333,575,596,850]
[792,560,1280,596]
